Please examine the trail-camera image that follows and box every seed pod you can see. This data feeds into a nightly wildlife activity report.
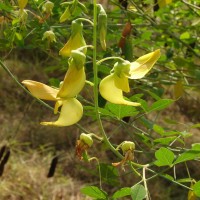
[98,4,107,50]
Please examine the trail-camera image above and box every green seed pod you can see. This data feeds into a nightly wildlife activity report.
[98,4,107,50]
[80,133,93,147]
[121,141,135,154]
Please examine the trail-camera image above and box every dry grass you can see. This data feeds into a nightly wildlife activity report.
[0,145,91,200]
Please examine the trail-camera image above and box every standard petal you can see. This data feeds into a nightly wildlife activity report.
[129,49,161,79]
[99,74,140,106]
[22,80,58,101]
[57,66,86,98]
[41,98,83,126]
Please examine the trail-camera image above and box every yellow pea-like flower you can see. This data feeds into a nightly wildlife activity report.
[99,49,161,106]
[22,49,86,126]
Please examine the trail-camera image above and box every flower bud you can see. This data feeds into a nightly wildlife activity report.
[121,141,135,154]
[42,1,54,14]
[80,133,93,147]
[42,30,56,43]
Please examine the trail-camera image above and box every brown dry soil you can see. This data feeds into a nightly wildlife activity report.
[0,58,200,200]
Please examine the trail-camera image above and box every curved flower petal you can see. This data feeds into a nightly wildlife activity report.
[41,98,83,126]
[57,66,86,98]
[129,49,161,79]
[99,74,140,106]
[22,80,58,101]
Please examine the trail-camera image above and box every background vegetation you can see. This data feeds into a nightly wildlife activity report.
[0,0,200,199]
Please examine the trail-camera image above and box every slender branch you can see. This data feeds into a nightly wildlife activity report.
[96,56,125,65]
[182,0,200,10]
[92,0,123,159]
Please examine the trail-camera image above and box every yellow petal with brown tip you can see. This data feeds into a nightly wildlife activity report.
[22,80,58,101]
[99,74,140,106]
[41,98,83,126]
[129,49,161,79]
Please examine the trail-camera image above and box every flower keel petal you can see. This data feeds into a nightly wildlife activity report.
[41,98,83,126]
[99,74,140,106]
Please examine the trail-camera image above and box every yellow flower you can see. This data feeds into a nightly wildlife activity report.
[59,20,86,57]
[22,50,86,126]
[99,49,161,106]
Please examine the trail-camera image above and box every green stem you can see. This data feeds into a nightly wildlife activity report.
[89,157,102,189]
[92,0,123,159]
[75,18,94,26]
[96,56,125,65]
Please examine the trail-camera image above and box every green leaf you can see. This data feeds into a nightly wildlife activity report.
[99,163,119,186]
[0,3,13,11]
[162,174,174,181]
[177,178,193,183]
[81,186,108,199]
[193,181,200,197]
[191,123,200,128]
[130,184,146,200]
[180,32,190,40]
[112,187,131,199]
[105,103,139,119]
[154,147,175,167]
[147,99,174,113]
[174,144,200,164]
[154,136,180,145]
[153,124,165,135]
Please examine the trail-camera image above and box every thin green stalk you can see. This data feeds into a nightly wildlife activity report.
[89,157,102,189]
[92,0,123,159]
[96,56,125,65]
